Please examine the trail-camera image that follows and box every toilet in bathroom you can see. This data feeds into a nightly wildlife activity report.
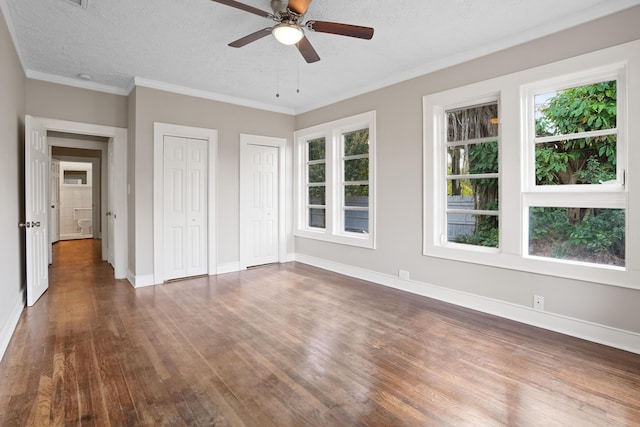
[78,219,92,235]
[73,208,93,237]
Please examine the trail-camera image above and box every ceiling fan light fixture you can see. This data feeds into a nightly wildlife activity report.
[272,24,303,45]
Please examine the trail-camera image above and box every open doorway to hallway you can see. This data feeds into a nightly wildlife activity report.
[48,132,107,266]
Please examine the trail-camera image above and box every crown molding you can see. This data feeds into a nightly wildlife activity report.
[132,77,296,115]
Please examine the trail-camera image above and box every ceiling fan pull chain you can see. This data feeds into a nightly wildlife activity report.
[296,58,300,94]
[275,44,281,98]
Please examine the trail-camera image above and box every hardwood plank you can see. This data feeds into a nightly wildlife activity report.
[1,239,639,426]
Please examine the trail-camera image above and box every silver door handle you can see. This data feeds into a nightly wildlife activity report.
[18,221,40,228]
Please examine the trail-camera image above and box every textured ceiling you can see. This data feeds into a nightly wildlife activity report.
[2,0,640,114]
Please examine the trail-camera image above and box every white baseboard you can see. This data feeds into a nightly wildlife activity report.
[0,294,24,364]
[217,262,241,275]
[295,254,640,355]
[126,270,156,288]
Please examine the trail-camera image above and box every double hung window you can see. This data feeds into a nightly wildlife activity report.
[524,67,626,267]
[295,111,376,248]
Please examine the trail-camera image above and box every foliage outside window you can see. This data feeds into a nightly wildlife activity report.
[445,102,499,248]
[528,77,625,266]
[343,129,370,234]
[295,111,376,248]
[307,137,326,229]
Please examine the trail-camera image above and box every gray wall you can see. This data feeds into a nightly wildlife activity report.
[129,86,295,277]
[0,5,25,356]
[295,6,640,333]
[25,79,127,128]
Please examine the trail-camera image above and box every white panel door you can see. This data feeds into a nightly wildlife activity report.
[243,144,279,267]
[25,116,49,306]
[49,158,60,245]
[163,136,208,280]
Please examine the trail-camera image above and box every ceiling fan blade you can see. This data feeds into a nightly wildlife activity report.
[229,28,273,48]
[210,0,271,18]
[306,20,374,40]
[287,0,312,15]
[296,36,320,63]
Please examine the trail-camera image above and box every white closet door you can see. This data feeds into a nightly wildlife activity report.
[244,144,279,267]
[163,136,207,280]
[186,138,208,276]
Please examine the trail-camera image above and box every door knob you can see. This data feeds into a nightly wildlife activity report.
[18,221,40,228]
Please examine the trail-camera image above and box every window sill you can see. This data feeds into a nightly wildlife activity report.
[295,228,375,249]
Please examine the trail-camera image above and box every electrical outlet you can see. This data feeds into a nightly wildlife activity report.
[398,269,410,280]
[533,295,544,311]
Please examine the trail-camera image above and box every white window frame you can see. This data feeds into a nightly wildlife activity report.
[423,40,639,289]
[295,111,376,248]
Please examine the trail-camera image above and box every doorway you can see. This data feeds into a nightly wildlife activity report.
[24,116,127,307]
[49,137,105,245]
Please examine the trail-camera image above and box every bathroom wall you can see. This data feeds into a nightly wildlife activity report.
[59,161,92,239]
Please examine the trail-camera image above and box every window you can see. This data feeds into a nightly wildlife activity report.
[423,41,637,288]
[307,137,326,228]
[445,101,500,248]
[295,111,376,248]
[524,68,626,267]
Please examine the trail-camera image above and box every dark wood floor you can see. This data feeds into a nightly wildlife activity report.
[1,239,639,426]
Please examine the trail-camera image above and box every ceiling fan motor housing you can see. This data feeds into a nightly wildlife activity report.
[270,0,288,14]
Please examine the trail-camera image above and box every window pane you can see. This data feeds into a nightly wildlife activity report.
[529,207,624,266]
[447,179,499,210]
[535,80,616,137]
[344,158,369,182]
[309,186,325,205]
[308,164,325,183]
[309,208,326,228]
[345,209,368,233]
[345,185,368,206]
[344,129,369,156]
[447,103,498,142]
[447,214,498,248]
[448,141,498,175]
[308,138,325,161]
[535,136,617,185]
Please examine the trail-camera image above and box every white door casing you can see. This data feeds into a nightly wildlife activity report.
[107,141,115,266]
[240,134,287,270]
[153,123,218,285]
[163,136,208,280]
[49,157,60,248]
[25,116,50,306]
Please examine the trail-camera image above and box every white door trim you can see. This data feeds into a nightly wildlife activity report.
[240,134,287,270]
[153,122,218,284]
[33,117,127,279]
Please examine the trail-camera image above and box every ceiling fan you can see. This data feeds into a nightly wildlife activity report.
[210,0,374,63]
